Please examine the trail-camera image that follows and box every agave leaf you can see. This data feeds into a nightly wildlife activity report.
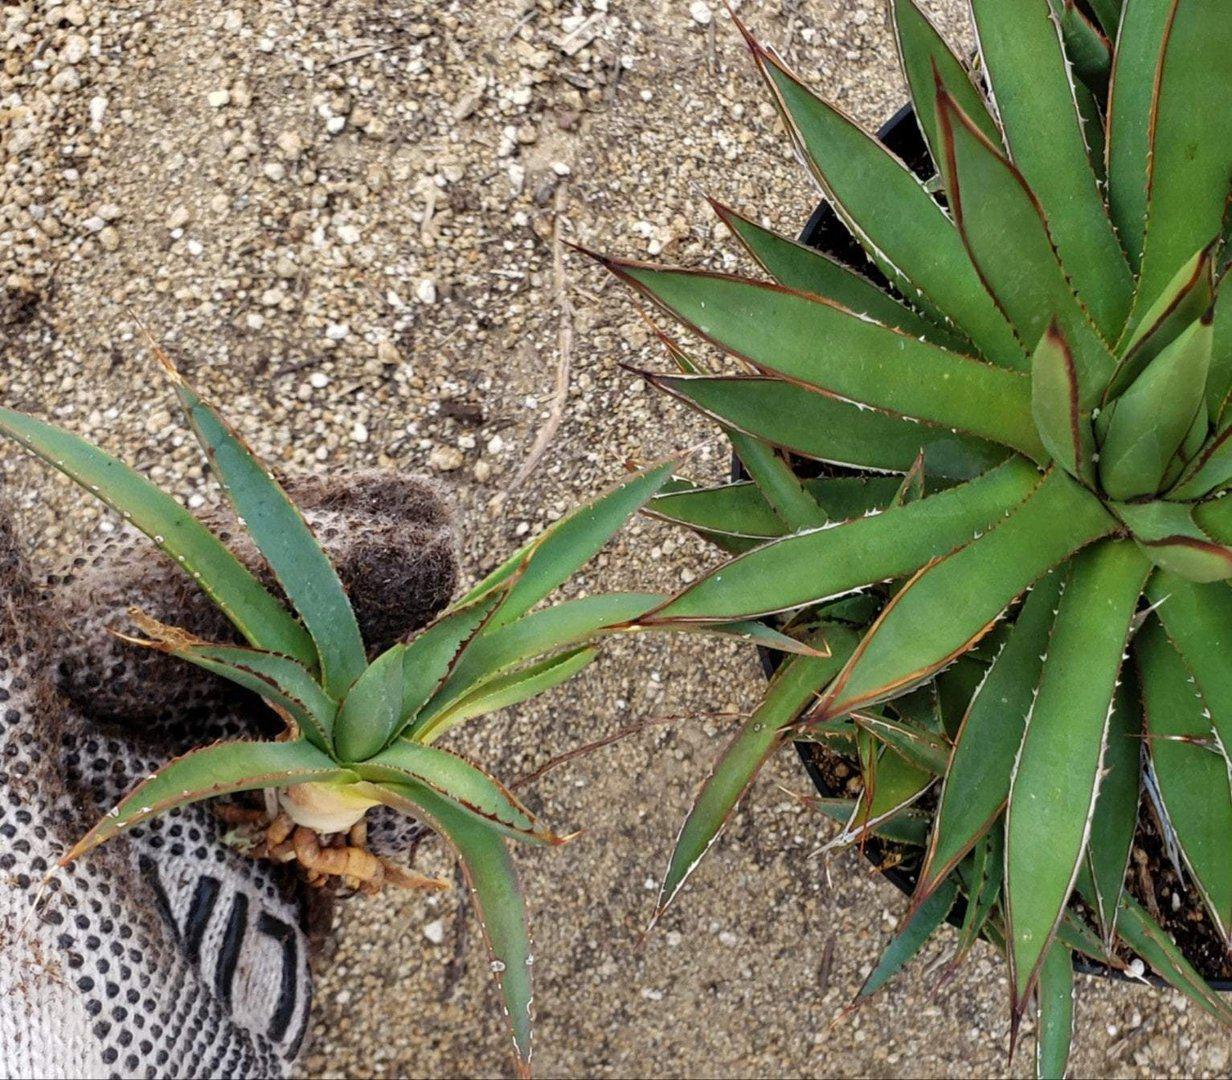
[643,458,1042,624]
[1147,572,1232,751]
[1072,78,1107,186]
[355,743,559,845]
[415,646,598,744]
[971,0,1133,340]
[1083,677,1141,944]
[1036,942,1075,1080]
[121,615,337,752]
[709,198,964,348]
[1086,0,1124,37]
[645,475,909,545]
[831,742,935,852]
[1193,490,1232,544]
[915,569,1064,905]
[1105,0,1178,271]
[801,795,932,847]
[456,460,677,630]
[1137,618,1232,943]
[1113,893,1232,1025]
[1004,541,1150,1014]
[850,711,950,775]
[396,592,509,743]
[739,29,1026,368]
[1050,0,1111,88]
[1207,275,1232,423]
[603,259,1043,458]
[369,781,535,1073]
[1128,0,1232,328]
[1108,241,1216,395]
[857,879,959,1001]
[1099,314,1214,500]
[811,471,1116,722]
[1029,324,1097,485]
[639,370,1007,481]
[1112,499,1232,581]
[332,642,406,763]
[652,629,855,923]
[1168,424,1232,499]
[163,363,366,698]
[657,334,828,531]
[935,91,1115,403]
[890,0,1002,163]
[951,827,1005,970]
[0,407,316,667]
[63,739,351,863]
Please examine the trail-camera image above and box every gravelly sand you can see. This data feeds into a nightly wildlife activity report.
[3,0,1227,1076]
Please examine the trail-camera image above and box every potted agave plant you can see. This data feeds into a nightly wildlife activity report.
[0,337,803,1075]
[593,0,1232,1075]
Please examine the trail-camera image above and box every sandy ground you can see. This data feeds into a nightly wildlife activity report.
[3,0,1229,1076]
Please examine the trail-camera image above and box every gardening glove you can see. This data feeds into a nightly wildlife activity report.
[0,472,457,1079]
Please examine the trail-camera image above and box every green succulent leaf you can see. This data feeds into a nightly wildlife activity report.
[644,458,1042,623]
[1128,0,1232,329]
[1112,893,1232,1025]
[63,739,351,863]
[801,796,932,846]
[1137,617,1232,943]
[915,568,1064,903]
[659,336,828,531]
[1004,540,1149,1013]
[604,260,1043,458]
[1084,677,1141,944]
[935,91,1115,403]
[356,743,558,845]
[850,710,951,775]
[641,371,1007,481]
[1169,423,1232,499]
[971,0,1133,339]
[0,407,316,667]
[1086,0,1123,38]
[645,476,909,546]
[652,629,855,924]
[121,620,337,753]
[370,782,535,1072]
[812,471,1116,721]
[1030,324,1097,485]
[1113,499,1232,582]
[416,646,598,744]
[891,0,1002,162]
[167,367,366,698]
[857,879,959,1001]
[1099,314,1213,500]
[1106,0,1178,271]
[951,827,1005,971]
[334,642,406,763]
[1147,572,1232,750]
[1108,241,1215,395]
[457,460,677,629]
[709,198,964,348]
[1206,275,1232,422]
[743,32,1026,367]
[1050,0,1111,88]
[1036,942,1075,1080]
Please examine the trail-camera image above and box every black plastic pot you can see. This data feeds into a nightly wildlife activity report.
[735,102,1230,990]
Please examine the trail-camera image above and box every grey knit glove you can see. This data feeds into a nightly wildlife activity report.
[0,474,456,1079]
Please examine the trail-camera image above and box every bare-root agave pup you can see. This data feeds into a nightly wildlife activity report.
[0,337,808,1075]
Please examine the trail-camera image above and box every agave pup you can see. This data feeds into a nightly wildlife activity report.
[0,336,810,1073]
[598,1,1232,1075]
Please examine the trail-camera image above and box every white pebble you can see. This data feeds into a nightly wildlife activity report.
[207,89,231,108]
[423,919,446,945]
[336,224,361,245]
[325,322,350,341]
[415,278,437,304]
[689,1,712,25]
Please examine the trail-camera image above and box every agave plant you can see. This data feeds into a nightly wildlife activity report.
[0,339,811,1074]
[596,1,1232,1074]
